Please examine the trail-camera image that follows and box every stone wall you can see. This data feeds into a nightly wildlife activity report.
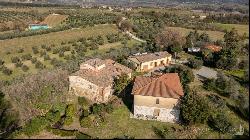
[69,76,113,103]
[133,105,180,123]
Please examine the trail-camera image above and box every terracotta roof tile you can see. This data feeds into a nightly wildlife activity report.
[72,59,132,87]
[204,44,222,52]
[132,73,184,99]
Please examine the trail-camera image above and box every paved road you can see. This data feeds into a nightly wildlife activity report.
[193,66,218,80]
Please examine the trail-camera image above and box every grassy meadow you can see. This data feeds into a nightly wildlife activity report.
[166,26,225,41]
[211,23,249,36]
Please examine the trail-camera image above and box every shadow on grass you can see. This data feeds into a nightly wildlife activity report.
[115,81,134,113]
[226,103,249,122]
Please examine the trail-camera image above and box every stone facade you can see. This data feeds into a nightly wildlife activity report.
[133,95,181,123]
[133,105,180,123]
[69,76,113,103]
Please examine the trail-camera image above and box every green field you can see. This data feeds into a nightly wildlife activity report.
[166,26,225,41]
[211,23,249,36]
[0,24,118,56]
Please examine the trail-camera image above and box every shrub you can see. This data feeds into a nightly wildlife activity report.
[180,90,211,124]
[39,50,47,57]
[21,65,29,72]
[22,116,49,136]
[11,57,21,63]
[32,47,39,54]
[44,110,61,124]
[65,104,76,117]
[80,115,93,128]
[187,58,203,69]
[78,97,89,109]
[31,57,38,63]
[44,54,51,61]
[91,103,105,115]
[0,59,4,65]
[208,113,232,133]
[50,58,64,67]
[82,109,90,117]
[59,51,64,57]
[63,116,73,126]
[164,65,194,85]
[21,54,32,60]
[17,48,24,53]
[15,61,23,68]
[53,48,60,54]
[2,67,13,75]
[35,61,45,69]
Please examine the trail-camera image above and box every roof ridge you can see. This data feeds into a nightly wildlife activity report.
[133,74,164,93]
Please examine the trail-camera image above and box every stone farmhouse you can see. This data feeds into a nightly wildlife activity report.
[128,51,172,72]
[69,58,132,103]
[131,73,184,123]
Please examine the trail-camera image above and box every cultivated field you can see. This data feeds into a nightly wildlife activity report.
[166,26,225,41]
[0,24,118,56]
[41,14,68,27]
[211,23,249,36]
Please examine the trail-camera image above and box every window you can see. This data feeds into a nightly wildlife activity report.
[156,98,159,104]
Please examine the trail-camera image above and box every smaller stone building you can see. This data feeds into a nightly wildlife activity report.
[131,73,184,123]
[128,51,172,72]
[69,58,132,103]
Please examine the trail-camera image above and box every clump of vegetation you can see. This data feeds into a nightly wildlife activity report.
[187,58,203,69]
[64,104,76,126]
[11,57,21,63]
[0,59,5,66]
[17,48,24,53]
[180,90,211,124]
[1,67,13,75]
[21,54,32,61]
[208,112,232,133]
[21,65,29,72]
[32,47,39,54]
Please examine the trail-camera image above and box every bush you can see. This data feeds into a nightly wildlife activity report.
[187,58,203,69]
[17,48,24,53]
[39,50,47,57]
[65,104,76,117]
[82,109,90,117]
[59,51,64,57]
[64,116,73,126]
[44,54,51,61]
[2,67,13,75]
[91,103,105,115]
[180,90,211,124]
[15,61,23,68]
[164,65,194,85]
[22,116,49,136]
[21,65,29,72]
[11,57,21,63]
[53,48,60,54]
[32,47,39,54]
[0,59,5,65]
[44,109,61,124]
[31,57,38,64]
[208,113,232,133]
[80,115,93,128]
[21,54,32,60]
[78,97,89,109]
[35,61,45,69]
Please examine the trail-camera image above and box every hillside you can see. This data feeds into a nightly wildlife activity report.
[41,14,68,27]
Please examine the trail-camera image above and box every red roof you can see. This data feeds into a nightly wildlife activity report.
[204,44,222,52]
[132,73,184,99]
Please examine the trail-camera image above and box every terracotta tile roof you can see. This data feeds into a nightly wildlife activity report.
[72,59,132,87]
[129,51,171,63]
[132,73,184,99]
[203,44,222,52]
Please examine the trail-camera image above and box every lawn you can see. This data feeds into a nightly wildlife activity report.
[166,26,225,41]
[211,23,249,36]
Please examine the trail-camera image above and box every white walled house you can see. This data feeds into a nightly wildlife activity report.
[69,58,132,103]
[128,51,172,72]
[131,73,184,123]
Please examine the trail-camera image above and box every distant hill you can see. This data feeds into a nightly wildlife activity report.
[0,0,248,6]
